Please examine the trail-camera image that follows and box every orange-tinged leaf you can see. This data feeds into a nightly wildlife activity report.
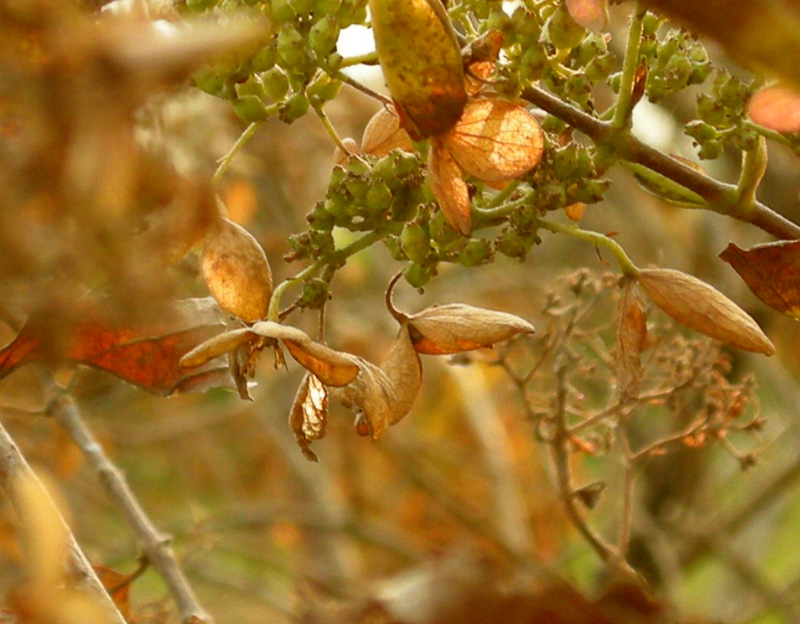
[202,218,273,323]
[408,303,535,354]
[616,279,647,401]
[368,0,467,139]
[748,85,800,132]
[283,339,360,387]
[639,268,775,355]
[441,99,544,183]
[720,240,800,318]
[429,138,471,235]
[93,565,138,620]
[361,106,414,156]
[289,373,329,461]
[464,30,504,96]
[566,0,609,31]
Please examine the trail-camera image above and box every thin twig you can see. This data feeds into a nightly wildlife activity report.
[521,85,800,240]
[0,421,128,624]
[50,393,214,624]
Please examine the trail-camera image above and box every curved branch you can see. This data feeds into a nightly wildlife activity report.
[521,85,800,240]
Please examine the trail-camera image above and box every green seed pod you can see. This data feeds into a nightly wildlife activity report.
[372,152,398,182]
[326,52,344,72]
[325,190,351,223]
[279,92,310,123]
[544,5,585,52]
[252,45,277,72]
[570,178,609,204]
[400,220,430,264]
[310,15,340,58]
[698,139,724,160]
[235,75,267,99]
[519,47,548,83]
[328,165,347,190]
[685,120,718,142]
[366,180,393,214]
[346,156,371,177]
[541,114,567,134]
[277,24,306,69]
[496,228,533,260]
[193,68,226,97]
[665,54,693,88]
[233,95,271,122]
[641,12,662,35]
[307,73,342,105]
[271,0,297,22]
[383,235,407,261]
[552,145,579,181]
[262,67,290,102]
[404,262,434,288]
[429,207,460,246]
[458,238,492,267]
[308,229,334,255]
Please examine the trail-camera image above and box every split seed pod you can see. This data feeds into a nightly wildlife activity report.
[202,218,273,323]
[368,0,467,139]
[638,268,775,355]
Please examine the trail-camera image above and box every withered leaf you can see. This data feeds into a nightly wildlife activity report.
[441,98,544,183]
[748,85,800,133]
[361,106,414,156]
[282,339,360,387]
[381,324,422,426]
[408,303,535,355]
[429,138,471,235]
[638,268,775,355]
[565,0,609,31]
[289,373,329,461]
[202,217,273,323]
[331,357,395,440]
[616,279,647,402]
[720,240,800,318]
[0,299,233,395]
[368,0,466,139]
[180,327,256,369]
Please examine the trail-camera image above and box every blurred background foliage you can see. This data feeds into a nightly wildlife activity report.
[3,0,800,622]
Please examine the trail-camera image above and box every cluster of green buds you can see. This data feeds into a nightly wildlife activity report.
[189,0,366,124]
[636,26,711,103]
[687,70,759,158]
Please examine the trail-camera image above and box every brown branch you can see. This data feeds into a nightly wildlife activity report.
[49,393,214,624]
[0,421,128,624]
[521,85,800,240]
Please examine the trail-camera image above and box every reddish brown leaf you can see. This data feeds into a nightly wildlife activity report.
[361,106,414,157]
[202,217,273,323]
[441,98,544,183]
[639,268,775,355]
[748,84,800,133]
[429,138,471,235]
[408,303,535,355]
[93,565,139,620]
[616,279,647,401]
[720,240,800,318]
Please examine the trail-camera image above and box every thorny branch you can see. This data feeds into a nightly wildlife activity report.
[49,390,214,624]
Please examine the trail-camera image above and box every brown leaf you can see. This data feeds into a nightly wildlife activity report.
[441,98,544,183]
[408,303,535,355]
[361,106,414,157]
[289,373,329,461]
[381,324,422,426]
[748,85,800,132]
[616,279,647,402]
[720,240,800,318]
[202,217,273,323]
[283,339,361,387]
[180,327,257,369]
[93,564,141,620]
[638,268,775,355]
[331,357,396,440]
[429,138,471,235]
[565,0,609,31]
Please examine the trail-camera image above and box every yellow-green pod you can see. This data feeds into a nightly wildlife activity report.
[369,0,467,139]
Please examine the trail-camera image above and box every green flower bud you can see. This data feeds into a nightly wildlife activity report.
[279,92,309,123]
[404,262,434,288]
[345,177,370,200]
[383,235,407,261]
[544,5,585,52]
[346,156,371,177]
[309,15,340,58]
[429,207,460,246]
[325,190,350,223]
[458,238,493,267]
[252,45,277,72]
[270,0,296,22]
[400,220,430,264]
[329,164,347,190]
[308,229,334,255]
[314,0,341,16]
[541,114,567,134]
[235,75,267,99]
[641,12,662,35]
[698,139,723,160]
[262,67,290,101]
[665,54,692,88]
[326,52,344,72]
[193,68,226,97]
[366,180,393,214]
[233,95,271,122]
[685,120,718,142]
[496,228,533,260]
[519,47,548,83]
[288,0,313,17]
[299,278,330,309]
[277,24,306,69]
[307,202,335,231]
[307,73,342,105]
[570,178,609,204]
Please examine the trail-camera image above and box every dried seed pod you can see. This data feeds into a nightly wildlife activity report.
[639,268,775,355]
[202,218,273,323]
[289,373,329,461]
[429,138,471,235]
[381,324,422,426]
[615,279,647,401]
[368,0,467,139]
[408,303,535,354]
[361,106,414,156]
